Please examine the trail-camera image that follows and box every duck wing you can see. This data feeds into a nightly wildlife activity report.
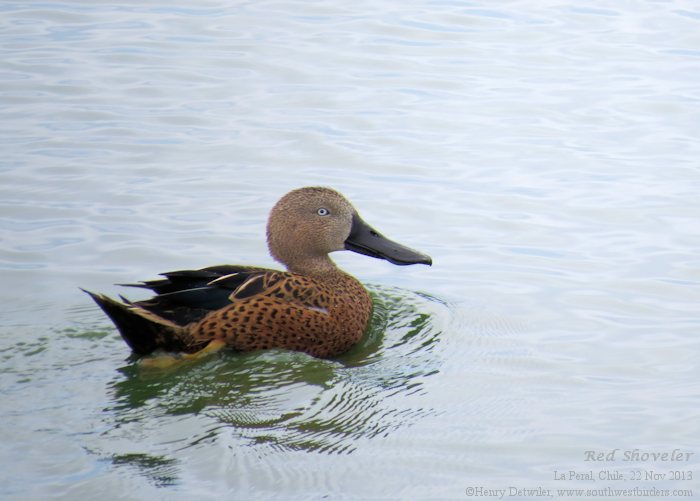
[89,266,336,355]
[120,264,266,295]
[126,266,273,326]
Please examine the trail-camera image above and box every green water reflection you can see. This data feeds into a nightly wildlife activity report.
[101,287,446,484]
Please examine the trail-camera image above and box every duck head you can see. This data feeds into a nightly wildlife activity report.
[266,187,432,275]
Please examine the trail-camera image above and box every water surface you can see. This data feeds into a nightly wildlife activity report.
[1,1,699,499]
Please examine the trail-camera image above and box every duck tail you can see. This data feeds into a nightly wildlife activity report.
[81,289,188,355]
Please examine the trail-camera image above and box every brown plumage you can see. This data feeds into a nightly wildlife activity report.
[84,187,432,358]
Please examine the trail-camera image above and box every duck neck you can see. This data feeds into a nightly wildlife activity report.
[286,254,341,279]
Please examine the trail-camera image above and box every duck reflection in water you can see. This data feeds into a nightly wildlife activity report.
[105,286,444,461]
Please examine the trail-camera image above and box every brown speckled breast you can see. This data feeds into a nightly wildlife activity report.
[184,270,373,358]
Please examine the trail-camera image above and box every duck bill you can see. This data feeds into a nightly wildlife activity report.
[344,213,432,266]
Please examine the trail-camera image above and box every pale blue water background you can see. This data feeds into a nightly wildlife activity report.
[1,1,699,499]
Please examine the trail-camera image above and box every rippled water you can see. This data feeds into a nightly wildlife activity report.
[2,1,699,499]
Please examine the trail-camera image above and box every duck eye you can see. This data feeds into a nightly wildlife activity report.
[317,207,330,216]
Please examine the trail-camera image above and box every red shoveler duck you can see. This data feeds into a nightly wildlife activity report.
[84,187,432,358]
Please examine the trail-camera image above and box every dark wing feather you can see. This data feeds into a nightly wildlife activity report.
[120,265,266,294]
[126,266,273,325]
